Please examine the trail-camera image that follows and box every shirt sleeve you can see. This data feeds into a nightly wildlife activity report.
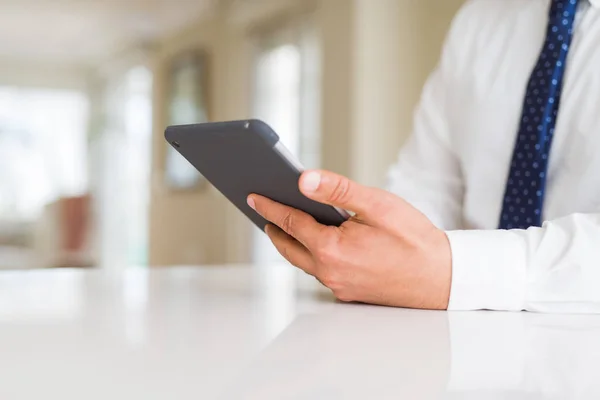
[447,213,600,313]
[386,2,476,230]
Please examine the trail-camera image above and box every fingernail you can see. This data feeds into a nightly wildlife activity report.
[247,197,256,210]
[302,171,321,193]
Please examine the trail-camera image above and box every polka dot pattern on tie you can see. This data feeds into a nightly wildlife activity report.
[499,0,579,230]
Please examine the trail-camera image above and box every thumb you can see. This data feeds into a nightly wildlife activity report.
[299,170,392,217]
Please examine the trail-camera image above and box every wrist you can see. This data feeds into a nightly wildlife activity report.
[421,228,452,310]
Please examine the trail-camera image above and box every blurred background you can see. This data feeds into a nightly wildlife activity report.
[0,0,465,271]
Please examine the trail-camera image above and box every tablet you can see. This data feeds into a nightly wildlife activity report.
[164,119,349,231]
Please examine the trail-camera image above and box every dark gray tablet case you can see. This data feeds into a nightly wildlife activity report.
[164,119,348,231]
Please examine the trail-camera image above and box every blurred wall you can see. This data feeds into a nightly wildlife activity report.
[148,0,465,266]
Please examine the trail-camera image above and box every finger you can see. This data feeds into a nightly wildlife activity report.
[298,170,395,217]
[265,225,317,276]
[248,194,324,250]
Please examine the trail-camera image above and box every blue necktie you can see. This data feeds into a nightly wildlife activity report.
[499,0,580,230]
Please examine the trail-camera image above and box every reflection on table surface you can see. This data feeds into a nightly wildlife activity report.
[0,265,598,400]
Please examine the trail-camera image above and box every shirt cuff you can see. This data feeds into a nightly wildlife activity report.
[445,229,528,311]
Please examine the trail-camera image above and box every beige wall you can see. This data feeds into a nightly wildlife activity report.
[148,0,465,266]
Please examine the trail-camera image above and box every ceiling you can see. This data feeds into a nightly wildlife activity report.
[0,0,219,67]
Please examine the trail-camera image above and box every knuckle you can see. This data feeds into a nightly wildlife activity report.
[314,230,341,265]
[320,271,337,288]
[280,211,295,235]
[320,268,344,291]
[329,178,352,205]
[277,242,292,262]
[332,289,353,303]
[315,245,337,266]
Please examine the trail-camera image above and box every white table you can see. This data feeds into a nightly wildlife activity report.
[0,265,599,399]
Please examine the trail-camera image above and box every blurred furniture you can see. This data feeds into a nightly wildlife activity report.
[0,264,597,399]
[34,195,95,268]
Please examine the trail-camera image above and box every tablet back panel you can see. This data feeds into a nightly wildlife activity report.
[165,119,348,231]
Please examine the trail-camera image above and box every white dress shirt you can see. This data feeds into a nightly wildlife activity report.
[387,0,600,313]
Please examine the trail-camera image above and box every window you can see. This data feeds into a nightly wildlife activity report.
[0,87,89,268]
[96,66,153,268]
[0,87,89,222]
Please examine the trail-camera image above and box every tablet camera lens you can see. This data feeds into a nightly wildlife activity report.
[172,141,181,148]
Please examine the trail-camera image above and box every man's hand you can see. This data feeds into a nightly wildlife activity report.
[247,170,452,310]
